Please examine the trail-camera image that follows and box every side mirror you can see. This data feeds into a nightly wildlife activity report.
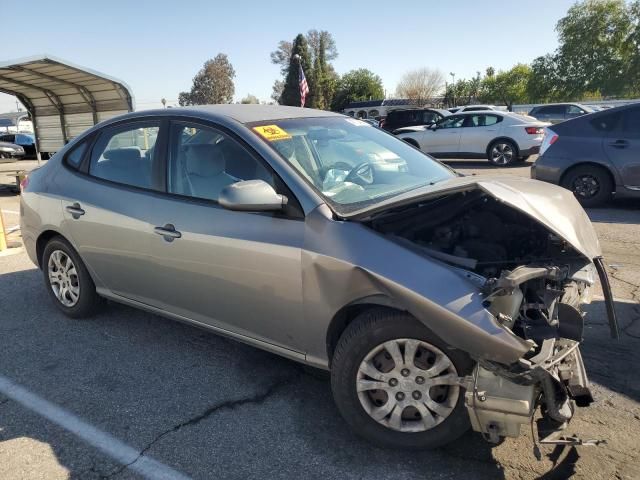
[218,179,288,212]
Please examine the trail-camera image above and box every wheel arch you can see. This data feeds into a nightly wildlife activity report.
[36,229,67,269]
[326,295,407,367]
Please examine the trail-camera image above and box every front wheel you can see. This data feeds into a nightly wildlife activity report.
[331,309,473,449]
[488,140,518,166]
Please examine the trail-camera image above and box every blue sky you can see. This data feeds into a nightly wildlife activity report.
[0,0,578,112]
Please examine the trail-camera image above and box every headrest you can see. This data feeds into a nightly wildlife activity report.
[103,147,142,165]
[184,144,225,177]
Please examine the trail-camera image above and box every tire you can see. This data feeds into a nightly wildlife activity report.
[561,165,613,207]
[331,308,474,450]
[42,236,103,318]
[487,140,518,166]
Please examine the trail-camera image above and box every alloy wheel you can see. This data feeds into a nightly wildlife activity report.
[47,250,80,307]
[490,143,514,165]
[572,174,600,199]
[356,338,460,433]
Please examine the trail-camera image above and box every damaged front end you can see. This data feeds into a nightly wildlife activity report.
[365,185,618,447]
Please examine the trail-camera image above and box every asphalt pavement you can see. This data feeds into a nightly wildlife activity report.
[0,158,639,479]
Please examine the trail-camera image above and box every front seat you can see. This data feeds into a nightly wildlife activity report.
[184,144,238,201]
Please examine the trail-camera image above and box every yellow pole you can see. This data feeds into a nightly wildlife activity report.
[0,208,7,251]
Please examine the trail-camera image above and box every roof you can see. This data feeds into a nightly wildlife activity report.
[344,98,436,109]
[183,104,342,123]
[0,54,134,152]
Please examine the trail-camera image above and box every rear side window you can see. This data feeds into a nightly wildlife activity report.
[538,105,565,115]
[89,122,160,190]
[64,140,90,169]
[466,114,501,127]
[590,111,622,132]
[568,105,585,114]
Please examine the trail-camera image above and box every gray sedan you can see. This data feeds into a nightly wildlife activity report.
[21,105,616,450]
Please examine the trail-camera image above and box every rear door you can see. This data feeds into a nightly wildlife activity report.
[60,120,166,304]
[458,114,502,154]
[603,106,640,189]
[421,115,465,154]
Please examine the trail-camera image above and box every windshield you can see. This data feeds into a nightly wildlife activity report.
[250,117,455,213]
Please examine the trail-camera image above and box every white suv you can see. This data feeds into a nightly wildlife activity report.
[397,111,549,165]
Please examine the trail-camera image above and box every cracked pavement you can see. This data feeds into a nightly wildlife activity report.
[1,159,639,479]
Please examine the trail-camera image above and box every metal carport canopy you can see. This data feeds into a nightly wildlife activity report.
[0,54,134,154]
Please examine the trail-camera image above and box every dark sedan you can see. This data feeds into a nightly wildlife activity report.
[532,103,640,206]
[0,140,25,160]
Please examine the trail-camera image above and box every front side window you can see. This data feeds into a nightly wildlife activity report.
[251,117,455,213]
[89,123,160,190]
[168,122,274,202]
[437,116,465,129]
[568,105,585,115]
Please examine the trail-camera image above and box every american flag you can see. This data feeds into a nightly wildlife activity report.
[299,64,309,107]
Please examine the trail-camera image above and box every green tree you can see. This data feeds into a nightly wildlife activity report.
[280,34,314,107]
[555,0,632,98]
[481,64,532,110]
[271,30,338,108]
[178,54,235,106]
[527,54,565,102]
[240,94,259,104]
[330,69,384,111]
[485,66,495,78]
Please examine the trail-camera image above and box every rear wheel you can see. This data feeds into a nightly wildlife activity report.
[331,308,473,449]
[488,140,517,166]
[42,236,103,318]
[561,165,613,207]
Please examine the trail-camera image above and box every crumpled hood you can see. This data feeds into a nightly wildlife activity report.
[347,175,601,260]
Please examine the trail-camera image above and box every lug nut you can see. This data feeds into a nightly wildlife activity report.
[389,378,398,387]
[412,391,422,400]
[395,392,405,401]
[401,368,410,377]
[415,376,425,385]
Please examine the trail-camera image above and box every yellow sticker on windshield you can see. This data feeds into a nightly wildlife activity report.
[253,125,291,141]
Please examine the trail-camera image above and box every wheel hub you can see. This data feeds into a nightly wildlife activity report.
[356,338,460,433]
[47,250,80,307]
[573,175,599,198]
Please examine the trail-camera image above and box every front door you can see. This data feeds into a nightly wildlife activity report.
[146,120,305,350]
[604,106,640,189]
[421,115,464,154]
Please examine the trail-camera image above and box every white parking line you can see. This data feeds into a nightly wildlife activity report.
[1,210,20,215]
[0,374,191,480]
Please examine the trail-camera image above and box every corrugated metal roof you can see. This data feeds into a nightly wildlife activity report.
[0,55,134,153]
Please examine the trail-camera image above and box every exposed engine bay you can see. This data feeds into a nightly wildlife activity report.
[367,189,613,449]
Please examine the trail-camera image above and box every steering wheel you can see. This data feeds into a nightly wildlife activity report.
[345,161,375,186]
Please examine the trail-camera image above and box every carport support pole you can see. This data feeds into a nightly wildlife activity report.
[0,209,8,251]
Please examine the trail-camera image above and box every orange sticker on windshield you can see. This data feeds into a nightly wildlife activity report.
[253,125,291,141]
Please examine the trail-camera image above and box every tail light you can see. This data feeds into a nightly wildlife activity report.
[539,129,559,156]
[525,126,544,135]
[19,174,29,192]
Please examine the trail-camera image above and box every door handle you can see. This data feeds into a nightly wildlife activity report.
[609,139,629,149]
[154,224,182,241]
[65,202,85,219]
